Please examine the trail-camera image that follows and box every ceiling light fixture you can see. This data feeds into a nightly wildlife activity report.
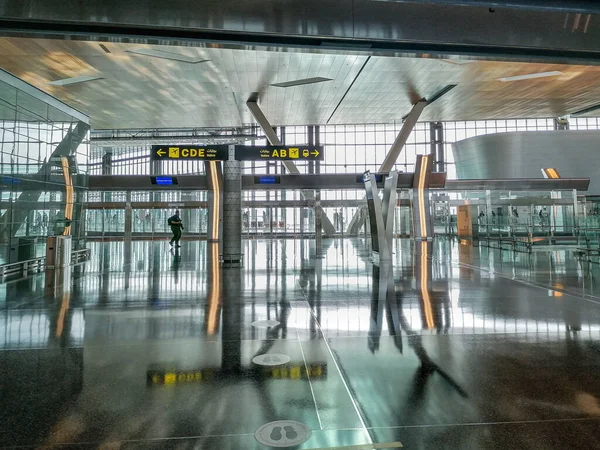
[47,75,103,86]
[127,48,210,64]
[271,77,332,88]
[497,71,562,82]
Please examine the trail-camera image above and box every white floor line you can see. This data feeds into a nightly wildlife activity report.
[305,301,378,446]
[298,330,324,431]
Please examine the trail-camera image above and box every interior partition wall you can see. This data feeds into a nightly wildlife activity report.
[0,69,90,265]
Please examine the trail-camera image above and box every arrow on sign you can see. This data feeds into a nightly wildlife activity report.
[156,149,166,157]
[311,150,320,157]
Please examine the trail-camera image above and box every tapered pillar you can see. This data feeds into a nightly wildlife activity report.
[205,161,223,245]
[364,170,398,265]
[222,145,243,267]
[411,154,434,241]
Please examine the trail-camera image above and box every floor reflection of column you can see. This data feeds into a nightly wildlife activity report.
[99,243,110,306]
[45,267,74,348]
[221,266,240,373]
[123,241,131,291]
[206,242,222,337]
[148,242,161,305]
[415,241,435,330]
[300,239,320,339]
[367,257,468,404]
[368,264,388,353]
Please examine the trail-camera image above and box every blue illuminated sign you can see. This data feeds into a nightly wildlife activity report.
[150,176,178,185]
[254,176,281,185]
[258,176,278,184]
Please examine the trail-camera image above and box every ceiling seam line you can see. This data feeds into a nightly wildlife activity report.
[326,55,371,125]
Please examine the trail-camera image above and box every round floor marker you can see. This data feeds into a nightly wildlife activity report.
[252,319,280,328]
[255,420,311,448]
[252,353,291,367]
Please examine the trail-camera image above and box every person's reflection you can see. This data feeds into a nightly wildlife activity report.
[170,247,181,284]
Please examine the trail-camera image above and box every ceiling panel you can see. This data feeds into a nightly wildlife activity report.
[1,37,600,129]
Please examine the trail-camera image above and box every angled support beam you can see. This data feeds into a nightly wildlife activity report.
[380,100,428,173]
[347,100,427,234]
[246,100,336,235]
[364,170,399,264]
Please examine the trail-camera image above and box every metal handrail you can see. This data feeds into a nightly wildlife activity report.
[0,256,45,275]
[0,248,91,280]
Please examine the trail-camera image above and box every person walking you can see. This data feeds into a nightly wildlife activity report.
[168,210,184,247]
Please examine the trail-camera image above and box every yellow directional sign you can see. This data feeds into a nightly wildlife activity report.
[150,145,229,161]
[151,144,324,161]
[235,145,324,161]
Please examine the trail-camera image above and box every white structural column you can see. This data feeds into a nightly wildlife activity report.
[246,100,336,234]
[222,145,243,266]
[347,100,428,234]
[364,170,399,264]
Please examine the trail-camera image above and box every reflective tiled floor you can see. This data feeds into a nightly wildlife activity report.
[2,238,600,449]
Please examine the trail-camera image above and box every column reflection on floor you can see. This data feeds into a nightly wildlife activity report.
[3,238,600,448]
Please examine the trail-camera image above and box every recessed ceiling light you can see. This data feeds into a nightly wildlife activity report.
[271,77,332,88]
[127,48,210,64]
[47,75,103,86]
[497,71,562,82]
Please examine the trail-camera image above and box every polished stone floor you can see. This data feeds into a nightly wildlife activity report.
[2,238,600,449]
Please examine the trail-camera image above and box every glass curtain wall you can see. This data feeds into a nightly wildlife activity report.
[89,117,598,237]
[0,70,90,264]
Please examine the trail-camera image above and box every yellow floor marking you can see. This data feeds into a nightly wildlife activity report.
[308,442,403,450]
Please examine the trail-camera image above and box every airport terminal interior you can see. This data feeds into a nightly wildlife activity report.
[4,1,600,449]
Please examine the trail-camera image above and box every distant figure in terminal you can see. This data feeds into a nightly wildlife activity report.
[510,207,518,225]
[168,210,184,247]
[478,211,485,221]
[539,207,548,227]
